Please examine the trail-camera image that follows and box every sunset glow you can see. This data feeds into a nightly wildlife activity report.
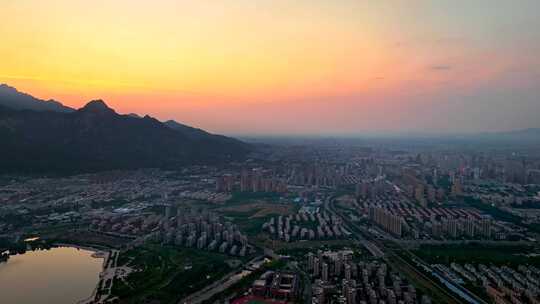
[2,0,539,134]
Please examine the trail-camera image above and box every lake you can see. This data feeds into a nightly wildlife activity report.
[0,246,104,304]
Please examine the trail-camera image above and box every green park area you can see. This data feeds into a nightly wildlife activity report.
[462,197,521,224]
[462,196,540,234]
[111,245,232,304]
[414,243,540,266]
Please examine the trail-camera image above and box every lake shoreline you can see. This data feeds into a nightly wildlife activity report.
[0,243,109,304]
[53,242,113,304]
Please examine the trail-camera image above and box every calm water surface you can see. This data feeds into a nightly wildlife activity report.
[0,246,104,304]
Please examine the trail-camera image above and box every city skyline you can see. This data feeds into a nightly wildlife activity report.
[2,0,540,135]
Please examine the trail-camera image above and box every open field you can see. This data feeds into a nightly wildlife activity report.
[226,192,282,205]
[217,202,295,219]
[334,195,357,211]
[213,193,298,236]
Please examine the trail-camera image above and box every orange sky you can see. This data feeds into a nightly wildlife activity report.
[1,0,539,135]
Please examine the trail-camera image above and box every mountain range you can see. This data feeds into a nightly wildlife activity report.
[0,84,74,113]
[0,84,250,173]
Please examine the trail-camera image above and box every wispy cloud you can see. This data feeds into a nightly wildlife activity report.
[429,65,452,71]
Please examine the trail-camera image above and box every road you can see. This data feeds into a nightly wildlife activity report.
[178,255,263,304]
[326,196,474,304]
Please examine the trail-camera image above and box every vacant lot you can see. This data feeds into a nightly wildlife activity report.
[218,201,294,218]
[213,192,297,236]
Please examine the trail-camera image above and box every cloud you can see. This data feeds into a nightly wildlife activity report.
[429,65,452,71]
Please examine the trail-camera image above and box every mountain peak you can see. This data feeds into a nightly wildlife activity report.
[0,83,25,95]
[0,83,16,91]
[79,100,115,114]
[127,113,141,118]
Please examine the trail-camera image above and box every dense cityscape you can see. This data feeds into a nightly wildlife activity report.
[2,137,540,304]
[2,1,540,304]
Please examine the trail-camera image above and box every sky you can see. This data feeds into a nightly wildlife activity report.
[1,0,539,135]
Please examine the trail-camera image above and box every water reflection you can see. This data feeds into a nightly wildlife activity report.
[0,246,103,304]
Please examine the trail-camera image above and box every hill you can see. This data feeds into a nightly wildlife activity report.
[165,120,214,138]
[0,84,74,112]
[0,100,250,173]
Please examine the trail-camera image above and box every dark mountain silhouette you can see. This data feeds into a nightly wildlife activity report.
[0,84,74,112]
[165,120,212,137]
[164,119,248,151]
[0,99,250,173]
